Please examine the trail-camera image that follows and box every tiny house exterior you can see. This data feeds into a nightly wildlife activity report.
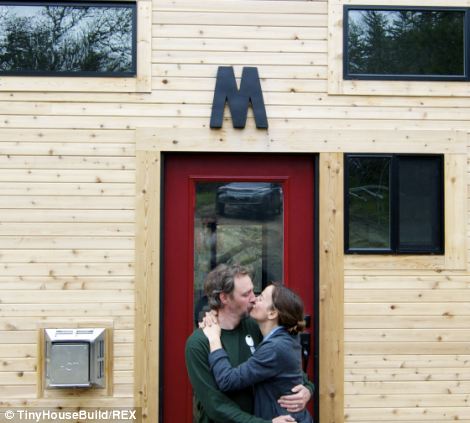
[0,0,469,422]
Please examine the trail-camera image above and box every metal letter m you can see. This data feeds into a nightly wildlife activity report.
[210,66,268,129]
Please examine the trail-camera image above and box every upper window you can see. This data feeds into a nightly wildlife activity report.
[345,154,444,254]
[344,6,466,80]
[0,1,136,76]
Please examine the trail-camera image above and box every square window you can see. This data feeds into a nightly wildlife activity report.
[345,154,444,254]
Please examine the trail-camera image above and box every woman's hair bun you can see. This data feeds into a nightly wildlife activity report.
[287,320,306,335]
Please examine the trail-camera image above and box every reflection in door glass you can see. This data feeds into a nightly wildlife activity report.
[194,182,284,325]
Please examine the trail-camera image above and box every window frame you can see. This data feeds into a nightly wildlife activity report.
[0,1,138,77]
[343,5,469,82]
[0,0,151,92]
[344,153,445,255]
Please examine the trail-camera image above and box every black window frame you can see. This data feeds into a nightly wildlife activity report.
[344,153,445,255]
[343,5,470,81]
[0,0,138,77]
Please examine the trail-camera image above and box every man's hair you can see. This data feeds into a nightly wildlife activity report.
[204,263,251,310]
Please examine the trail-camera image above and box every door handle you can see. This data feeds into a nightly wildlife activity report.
[300,333,311,373]
[300,315,311,372]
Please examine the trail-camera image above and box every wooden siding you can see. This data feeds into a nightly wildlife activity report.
[0,1,469,423]
[0,128,135,407]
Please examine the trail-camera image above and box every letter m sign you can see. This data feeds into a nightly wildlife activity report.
[210,66,268,129]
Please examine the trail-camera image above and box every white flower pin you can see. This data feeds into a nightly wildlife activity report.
[245,335,255,354]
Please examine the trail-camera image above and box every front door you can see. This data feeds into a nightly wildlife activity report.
[162,154,315,422]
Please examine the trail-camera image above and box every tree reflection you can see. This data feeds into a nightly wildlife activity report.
[348,9,464,76]
[348,156,391,249]
[0,4,134,74]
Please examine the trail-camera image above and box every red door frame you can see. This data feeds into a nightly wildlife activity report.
[162,153,316,422]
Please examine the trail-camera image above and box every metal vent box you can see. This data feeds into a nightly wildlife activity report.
[45,328,106,389]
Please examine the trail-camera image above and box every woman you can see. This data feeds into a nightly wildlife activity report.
[203,283,313,423]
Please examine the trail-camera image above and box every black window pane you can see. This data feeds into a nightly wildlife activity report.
[347,9,465,77]
[347,156,391,250]
[398,156,443,252]
[0,2,136,75]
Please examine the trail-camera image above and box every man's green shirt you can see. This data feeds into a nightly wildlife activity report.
[185,317,314,423]
[185,317,268,423]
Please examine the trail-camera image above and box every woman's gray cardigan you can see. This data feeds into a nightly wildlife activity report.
[208,327,313,423]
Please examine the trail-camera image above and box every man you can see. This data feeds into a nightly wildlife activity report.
[185,264,314,423]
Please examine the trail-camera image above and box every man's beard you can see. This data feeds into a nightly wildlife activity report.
[242,305,254,319]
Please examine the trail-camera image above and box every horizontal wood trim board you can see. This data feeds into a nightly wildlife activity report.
[345,270,470,276]
[346,393,470,407]
[0,157,135,171]
[0,239,133,249]
[0,143,135,156]
[0,330,133,343]
[7,117,470,131]
[9,91,470,107]
[0,315,134,329]
[153,26,328,40]
[0,170,134,183]
[0,183,134,196]
[0,209,135,222]
[153,12,327,27]
[152,38,327,52]
[154,0,327,14]
[0,290,134,303]
[153,51,327,65]
[345,275,470,289]
[0,304,134,318]
[0,196,135,209]
[0,370,132,384]
[0,129,135,142]
[10,103,470,122]
[345,315,470,329]
[0,264,134,276]
[136,128,465,154]
[345,303,470,316]
[345,342,470,355]
[345,407,470,421]
[346,355,470,368]
[0,398,135,407]
[345,329,470,342]
[345,367,470,381]
[0,225,134,236]
[345,290,470,302]
[345,380,470,394]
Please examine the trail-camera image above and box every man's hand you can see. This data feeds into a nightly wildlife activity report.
[277,384,311,413]
[272,416,296,423]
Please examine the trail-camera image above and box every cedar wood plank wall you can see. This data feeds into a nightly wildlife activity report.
[0,0,470,422]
